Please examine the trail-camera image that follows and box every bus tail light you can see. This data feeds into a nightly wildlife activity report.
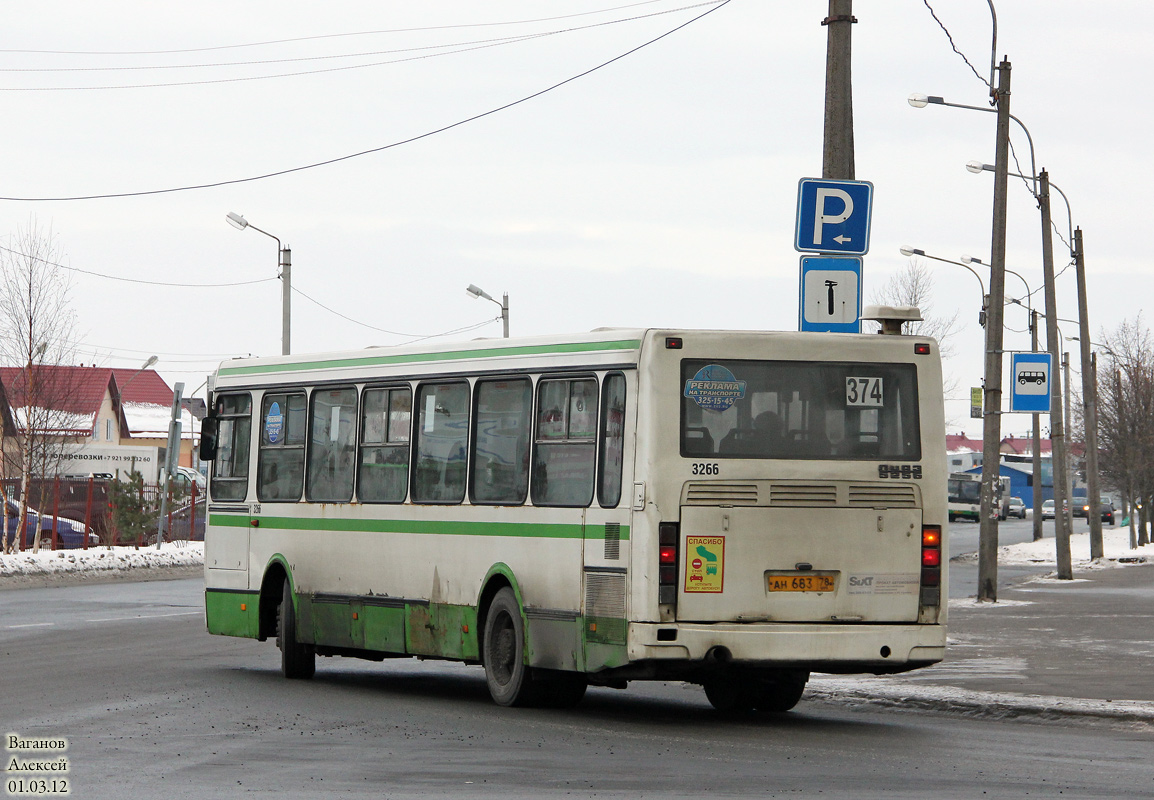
[919,524,941,607]
[658,522,679,606]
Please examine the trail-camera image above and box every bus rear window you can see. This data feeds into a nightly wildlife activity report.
[681,359,921,461]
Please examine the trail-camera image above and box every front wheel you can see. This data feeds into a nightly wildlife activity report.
[278,579,315,679]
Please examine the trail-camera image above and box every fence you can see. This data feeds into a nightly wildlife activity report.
[1,475,205,552]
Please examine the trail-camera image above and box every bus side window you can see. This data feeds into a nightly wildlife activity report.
[412,382,470,504]
[257,392,306,502]
[471,379,531,505]
[210,393,252,502]
[307,386,357,503]
[532,377,597,507]
[598,373,627,507]
[358,387,411,503]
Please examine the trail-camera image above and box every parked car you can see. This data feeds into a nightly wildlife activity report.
[1007,496,1027,519]
[1041,499,1055,520]
[3,499,97,549]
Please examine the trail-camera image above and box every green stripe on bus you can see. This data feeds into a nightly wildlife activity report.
[218,339,643,377]
[209,513,629,540]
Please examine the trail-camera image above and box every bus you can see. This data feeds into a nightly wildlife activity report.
[200,321,947,712]
[947,471,1008,522]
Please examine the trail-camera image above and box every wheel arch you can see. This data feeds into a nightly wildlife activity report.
[476,563,526,662]
[258,555,292,642]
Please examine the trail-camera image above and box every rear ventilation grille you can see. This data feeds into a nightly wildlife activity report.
[848,484,918,507]
[684,483,759,506]
[603,523,621,560]
[768,483,838,507]
[585,571,627,644]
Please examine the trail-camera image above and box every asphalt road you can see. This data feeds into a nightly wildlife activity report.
[3,579,1152,799]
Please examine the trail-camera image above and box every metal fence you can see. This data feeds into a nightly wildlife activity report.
[1,476,204,551]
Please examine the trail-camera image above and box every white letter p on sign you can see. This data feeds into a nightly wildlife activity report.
[812,188,853,246]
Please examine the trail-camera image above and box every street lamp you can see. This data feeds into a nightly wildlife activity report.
[909,62,1015,601]
[226,212,292,356]
[899,246,988,326]
[466,284,510,338]
[120,355,158,394]
[966,165,1102,565]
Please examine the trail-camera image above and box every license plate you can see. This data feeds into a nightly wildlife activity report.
[766,572,837,593]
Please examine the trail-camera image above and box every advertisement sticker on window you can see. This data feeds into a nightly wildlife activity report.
[684,365,747,412]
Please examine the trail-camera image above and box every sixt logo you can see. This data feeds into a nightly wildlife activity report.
[849,576,874,587]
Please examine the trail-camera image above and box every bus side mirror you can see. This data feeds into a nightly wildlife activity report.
[199,417,219,461]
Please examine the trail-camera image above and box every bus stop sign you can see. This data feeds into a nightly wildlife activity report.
[1010,352,1053,413]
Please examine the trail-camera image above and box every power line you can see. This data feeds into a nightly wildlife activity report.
[0,243,275,287]
[1,2,720,91]
[290,284,499,341]
[0,0,732,202]
[0,1,673,56]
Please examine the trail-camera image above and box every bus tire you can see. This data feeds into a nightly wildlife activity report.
[483,587,537,706]
[278,579,315,680]
[750,670,809,713]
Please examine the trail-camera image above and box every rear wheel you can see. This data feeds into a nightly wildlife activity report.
[749,670,809,713]
[483,587,537,706]
[278,579,315,679]
[705,669,809,714]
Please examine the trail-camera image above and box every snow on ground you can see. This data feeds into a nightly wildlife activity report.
[954,525,1150,569]
[0,542,203,579]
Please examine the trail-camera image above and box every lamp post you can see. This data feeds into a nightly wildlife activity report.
[466,284,509,338]
[226,212,292,356]
[898,247,988,325]
[120,355,159,394]
[909,61,1014,601]
[967,164,1098,569]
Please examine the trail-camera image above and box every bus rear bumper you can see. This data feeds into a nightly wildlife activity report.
[627,621,946,674]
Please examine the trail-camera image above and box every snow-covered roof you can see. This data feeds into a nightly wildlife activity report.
[122,403,198,439]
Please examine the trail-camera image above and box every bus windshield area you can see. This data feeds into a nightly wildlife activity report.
[681,359,921,461]
[948,477,982,504]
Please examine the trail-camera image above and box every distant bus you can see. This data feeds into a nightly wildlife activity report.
[200,323,948,712]
[948,471,1009,522]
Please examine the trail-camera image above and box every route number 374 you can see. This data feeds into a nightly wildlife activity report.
[845,376,884,407]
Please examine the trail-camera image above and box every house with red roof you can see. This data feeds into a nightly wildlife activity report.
[0,365,196,481]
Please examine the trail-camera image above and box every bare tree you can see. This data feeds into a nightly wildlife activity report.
[0,220,79,553]
[869,257,964,421]
[1096,314,1154,547]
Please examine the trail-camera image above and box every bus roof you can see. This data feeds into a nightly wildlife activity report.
[209,327,937,388]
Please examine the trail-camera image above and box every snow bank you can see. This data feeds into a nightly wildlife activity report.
[954,525,1149,568]
[0,542,203,579]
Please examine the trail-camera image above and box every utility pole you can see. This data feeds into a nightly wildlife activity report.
[977,59,1012,603]
[822,0,855,180]
[280,245,292,356]
[1073,228,1103,558]
[1030,309,1043,541]
[1039,170,1073,578]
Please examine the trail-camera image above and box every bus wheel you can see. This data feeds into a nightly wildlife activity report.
[278,580,315,680]
[703,676,753,713]
[750,670,809,713]
[483,587,536,706]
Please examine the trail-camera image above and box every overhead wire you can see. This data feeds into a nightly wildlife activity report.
[0,0,732,201]
[0,0,674,56]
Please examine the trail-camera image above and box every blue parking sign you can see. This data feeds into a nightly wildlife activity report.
[794,178,874,255]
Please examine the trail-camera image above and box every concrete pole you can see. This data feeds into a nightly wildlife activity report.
[501,293,510,339]
[1073,228,1103,558]
[156,382,184,550]
[280,246,292,356]
[1064,352,1075,535]
[1031,310,1044,541]
[1038,170,1073,578]
[977,59,1012,603]
[821,0,855,180]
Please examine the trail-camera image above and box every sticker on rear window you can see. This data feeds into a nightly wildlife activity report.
[684,365,746,412]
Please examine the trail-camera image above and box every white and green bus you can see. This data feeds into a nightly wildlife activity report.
[201,319,947,712]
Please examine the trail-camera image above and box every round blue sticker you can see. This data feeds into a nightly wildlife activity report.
[684,364,747,412]
[265,401,284,444]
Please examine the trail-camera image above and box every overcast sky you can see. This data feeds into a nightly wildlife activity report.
[2,1,1147,431]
